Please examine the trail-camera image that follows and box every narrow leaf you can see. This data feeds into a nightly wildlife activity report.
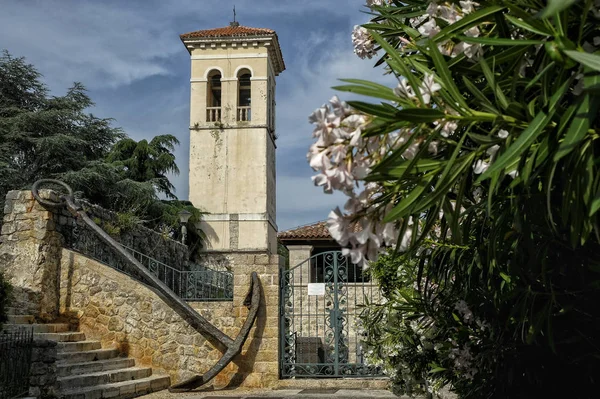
[539,0,578,18]
[454,36,544,46]
[564,51,600,72]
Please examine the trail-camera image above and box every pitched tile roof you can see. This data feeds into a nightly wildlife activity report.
[180,25,276,39]
[278,220,362,240]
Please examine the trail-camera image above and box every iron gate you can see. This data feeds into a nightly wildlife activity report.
[279,251,383,378]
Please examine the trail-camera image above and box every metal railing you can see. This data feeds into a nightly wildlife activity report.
[207,107,221,122]
[237,106,251,121]
[0,328,33,399]
[67,225,233,301]
[123,245,233,301]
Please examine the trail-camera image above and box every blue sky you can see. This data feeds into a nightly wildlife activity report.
[0,0,394,231]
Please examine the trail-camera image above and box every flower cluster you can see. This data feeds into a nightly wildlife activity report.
[354,1,483,61]
[308,71,464,265]
[352,25,377,59]
[308,96,405,265]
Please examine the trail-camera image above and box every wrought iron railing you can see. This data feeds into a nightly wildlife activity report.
[123,245,233,301]
[237,106,251,121]
[207,107,221,122]
[67,224,233,301]
[0,328,33,399]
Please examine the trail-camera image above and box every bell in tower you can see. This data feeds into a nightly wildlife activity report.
[180,22,285,254]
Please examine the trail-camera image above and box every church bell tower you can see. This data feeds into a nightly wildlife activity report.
[180,22,285,254]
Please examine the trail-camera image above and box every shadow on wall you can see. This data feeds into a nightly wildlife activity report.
[226,278,266,388]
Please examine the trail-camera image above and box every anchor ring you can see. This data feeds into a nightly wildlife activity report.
[31,179,73,209]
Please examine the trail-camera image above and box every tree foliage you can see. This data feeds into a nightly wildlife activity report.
[308,1,600,397]
[0,50,200,246]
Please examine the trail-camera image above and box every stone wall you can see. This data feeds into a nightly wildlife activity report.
[0,190,62,320]
[29,339,59,399]
[1,190,282,389]
[60,249,281,388]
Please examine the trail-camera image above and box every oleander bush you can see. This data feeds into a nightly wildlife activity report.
[308,1,600,397]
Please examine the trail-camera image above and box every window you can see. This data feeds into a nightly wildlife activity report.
[207,70,221,122]
[310,247,370,283]
[237,69,251,121]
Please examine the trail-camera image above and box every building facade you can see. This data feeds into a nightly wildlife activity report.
[181,23,285,254]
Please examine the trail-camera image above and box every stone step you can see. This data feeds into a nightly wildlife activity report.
[57,367,153,390]
[58,348,120,363]
[32,323,70,333]
[7,315,35,324]
[58,341,102,353]
[36,332,87,342]
[58,358,136,378]
[61,374,170,399]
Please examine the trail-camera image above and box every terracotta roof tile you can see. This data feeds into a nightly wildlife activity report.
[180,25,275,39]
[278,220,362,240]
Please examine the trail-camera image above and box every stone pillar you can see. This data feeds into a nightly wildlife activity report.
[0,190,62,321]
[199,251,282,388]
[287,245,312,285]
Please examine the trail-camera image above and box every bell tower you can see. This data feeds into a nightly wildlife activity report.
[181,23,285,254]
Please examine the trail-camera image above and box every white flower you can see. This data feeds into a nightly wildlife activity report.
[459,1,479,14]
[498,129,509,139]
[366,0,386,7]
[398,217,414,252]
[403,142,421,160]
[327,207,351,246]
[417,18,440,38]
[436,119,459,138]
[352,25,377,59]
[393,77,416,100]
[312,173,334,193]
[329,95,351,118]
[473,159,489,175]
[486,144,500,158]
[428,141,439,155]
[420,73,442,104]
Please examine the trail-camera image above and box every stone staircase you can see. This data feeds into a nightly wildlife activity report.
[5,311,170,399]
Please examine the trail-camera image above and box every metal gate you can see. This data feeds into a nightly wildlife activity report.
[279,251,383,378]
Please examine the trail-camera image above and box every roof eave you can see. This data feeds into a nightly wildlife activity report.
[180,33,285,75]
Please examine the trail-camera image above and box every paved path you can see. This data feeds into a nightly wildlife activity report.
[139,388,400,399]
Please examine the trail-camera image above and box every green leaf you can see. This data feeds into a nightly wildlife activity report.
[429,367,448,373]
[504,14,552,36]
[333,84,401,103]
[426,39,471,111]
[396,108,446,122]
[479,57,509,110]
[383,174,434,223]
[539,0,579,18]
[373,159,444,177]
[554,95,590,161]
[479,78,571,180]
[555,67,600,161]
[564,51,600,72]
[454,36,544,46]
[499,272,512,283]
[370,31,426,105]
[346,101,397,118]
[462,77,500,114]
[433,5,506,43]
